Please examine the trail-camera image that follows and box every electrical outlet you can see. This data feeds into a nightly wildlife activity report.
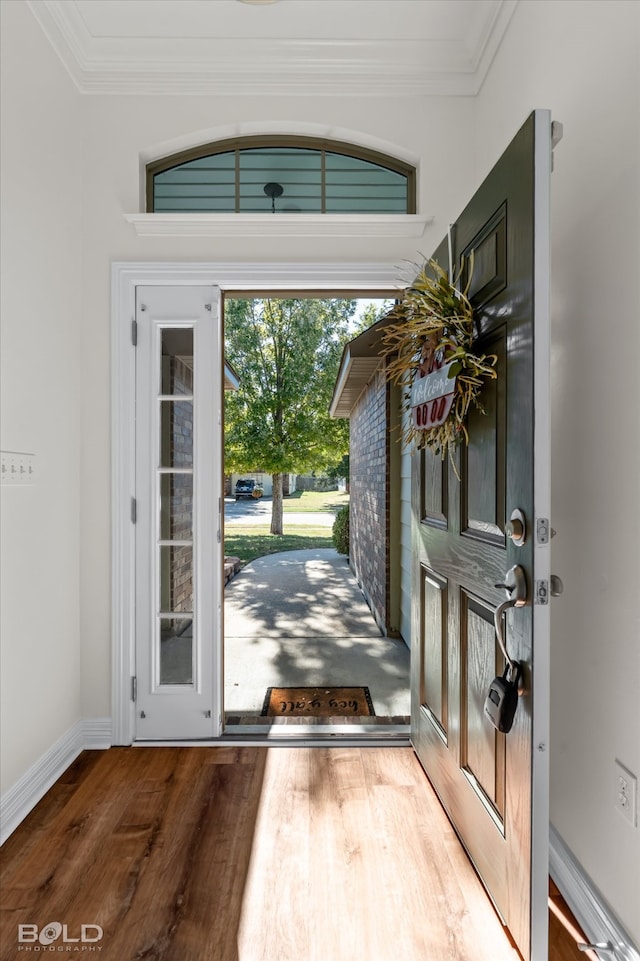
[614,759,637,827]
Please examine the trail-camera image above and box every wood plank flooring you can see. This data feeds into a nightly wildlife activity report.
[548,878,598,961]
[0,747,588,961]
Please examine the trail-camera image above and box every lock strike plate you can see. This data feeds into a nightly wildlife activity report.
[535,580,549,605]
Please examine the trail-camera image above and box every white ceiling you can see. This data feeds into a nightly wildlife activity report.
[27,0,518,96]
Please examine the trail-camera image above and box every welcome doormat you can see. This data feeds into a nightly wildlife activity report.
[261,686,375,718]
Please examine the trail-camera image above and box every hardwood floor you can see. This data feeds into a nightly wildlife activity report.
[548,878,597,961]
[0,747,589,961]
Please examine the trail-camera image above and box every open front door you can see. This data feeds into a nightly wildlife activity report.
[134,285,223,739]
[411,111,552,960]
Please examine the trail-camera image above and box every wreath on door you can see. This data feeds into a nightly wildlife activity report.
[379,257,498,472]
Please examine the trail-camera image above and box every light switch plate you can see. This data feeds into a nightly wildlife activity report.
[1,451,36,485]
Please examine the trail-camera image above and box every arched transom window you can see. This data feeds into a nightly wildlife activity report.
[147,136,416,215]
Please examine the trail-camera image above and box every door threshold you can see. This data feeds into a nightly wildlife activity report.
[224,722,411,740]
[133,725,411,748]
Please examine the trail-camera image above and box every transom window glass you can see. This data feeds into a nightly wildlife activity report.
[147,137,416,214]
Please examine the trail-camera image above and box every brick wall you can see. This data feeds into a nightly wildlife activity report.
[349,366,389,634]
[169,357,193,614]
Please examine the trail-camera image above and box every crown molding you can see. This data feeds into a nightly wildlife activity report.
[123,213,432,238]
[26,0,518,97]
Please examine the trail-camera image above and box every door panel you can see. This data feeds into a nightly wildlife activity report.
[135,285,223,740]
[422,448,448,529]
[420,567,448,738]
[411,112,551,960]
[460,592,506,823]
[461,329,506,543]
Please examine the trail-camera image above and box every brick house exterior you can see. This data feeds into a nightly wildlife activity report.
[167,353,243,610]
[349,366,389,634]
[331,317,403,639]
[167,355,194,616]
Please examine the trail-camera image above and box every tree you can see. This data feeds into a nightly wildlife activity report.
[224,298,356,534]
[326,453,349,484]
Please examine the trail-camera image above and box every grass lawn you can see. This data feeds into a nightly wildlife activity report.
[224,524,335,566]
[282,489,349,513]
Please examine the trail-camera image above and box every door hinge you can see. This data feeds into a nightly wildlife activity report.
[131,496,137,524]
[131,319,138,346]
[131,676,137,701]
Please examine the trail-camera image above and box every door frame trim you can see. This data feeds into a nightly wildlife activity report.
[111,260,403,745]
[530,108,552,961]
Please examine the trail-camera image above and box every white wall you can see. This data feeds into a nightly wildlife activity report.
[78,91,476,717]
[4,2,637,947]
[0,2,83,793]
[475,0,640,944]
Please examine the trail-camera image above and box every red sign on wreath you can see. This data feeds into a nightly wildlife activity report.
[411,358,457,429]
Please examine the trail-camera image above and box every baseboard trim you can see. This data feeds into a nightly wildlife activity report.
[0,718,112,846]
[83,717,113,750]
[549,824,639,961]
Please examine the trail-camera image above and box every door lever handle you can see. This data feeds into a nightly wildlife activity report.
[494,598,518,671]
[493,565,527,676]
[494,564,527,605]
[577,945,616,956]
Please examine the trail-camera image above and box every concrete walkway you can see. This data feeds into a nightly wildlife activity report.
[224,548,410,722]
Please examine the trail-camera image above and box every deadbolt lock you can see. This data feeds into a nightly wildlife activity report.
[506,508,526,547]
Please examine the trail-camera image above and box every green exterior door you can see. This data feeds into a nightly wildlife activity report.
[411,111,552,961]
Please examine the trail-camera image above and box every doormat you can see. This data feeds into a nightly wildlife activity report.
[261,686,375,718]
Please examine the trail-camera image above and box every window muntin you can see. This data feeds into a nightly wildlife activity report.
[147,137,415,214]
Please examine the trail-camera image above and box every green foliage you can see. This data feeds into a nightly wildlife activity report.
[332,505,350,556]
[352,300,395,335]
[224,298,356,476]
[282,490,349,513]
[224,526,333,566]
[326,453,349,482]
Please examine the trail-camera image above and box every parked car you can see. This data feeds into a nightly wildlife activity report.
[235,478,256,500]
